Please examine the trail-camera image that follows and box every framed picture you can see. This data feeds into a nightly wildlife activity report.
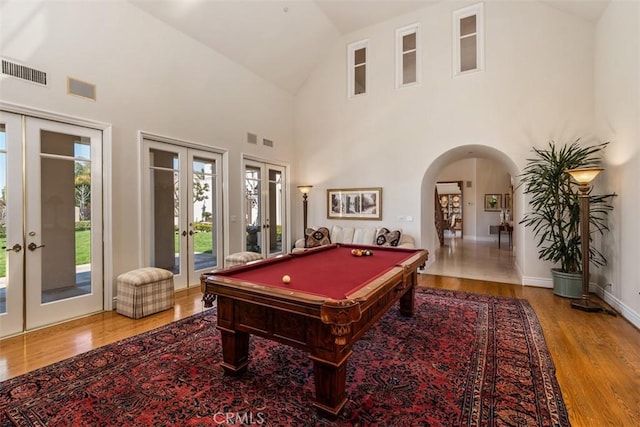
[327,187,382,220]
[504,193,512,210]
[484,194,502,212]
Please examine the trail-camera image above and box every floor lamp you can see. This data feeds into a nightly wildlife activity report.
[565,167,603,313]
[297,185,312,237]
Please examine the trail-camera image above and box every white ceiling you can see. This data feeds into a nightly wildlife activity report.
[128,0,611,94]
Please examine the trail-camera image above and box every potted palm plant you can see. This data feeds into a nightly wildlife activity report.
[519,140,615,297]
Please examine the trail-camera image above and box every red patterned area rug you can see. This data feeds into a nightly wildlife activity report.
[0,288,570,426]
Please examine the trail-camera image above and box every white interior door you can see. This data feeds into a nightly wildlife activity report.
[143,139,223,289]
[243,160,287,259]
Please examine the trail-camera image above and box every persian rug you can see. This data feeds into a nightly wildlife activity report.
[0,288,570,426]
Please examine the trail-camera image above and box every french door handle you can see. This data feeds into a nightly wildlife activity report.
[27,242,45,251]
[181,231,187,237]
[4,243,22,253]
[189,230,194,236]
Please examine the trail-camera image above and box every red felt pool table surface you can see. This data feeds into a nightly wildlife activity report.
[213,244,420,300]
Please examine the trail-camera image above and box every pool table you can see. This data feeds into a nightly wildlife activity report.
[200,243,428,418]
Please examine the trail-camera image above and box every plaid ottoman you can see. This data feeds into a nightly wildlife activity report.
[116,267,174,319]
[225,251,263,268]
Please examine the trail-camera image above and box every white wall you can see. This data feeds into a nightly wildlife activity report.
[1,1,295,291]
[594,0,640,321]
[294,0,595,281]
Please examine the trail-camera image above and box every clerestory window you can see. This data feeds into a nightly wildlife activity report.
[453,3,484,76]
[396,23,421,88]
[348,39,369,98]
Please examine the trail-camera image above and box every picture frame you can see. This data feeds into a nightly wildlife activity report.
[504,193,512,211]
[327,187,382,220]
[484,194,502,212]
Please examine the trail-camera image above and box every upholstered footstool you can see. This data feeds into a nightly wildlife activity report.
[116,267,175,319]
[225,251,263,268]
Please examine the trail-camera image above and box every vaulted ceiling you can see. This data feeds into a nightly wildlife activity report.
[129,0,611,94]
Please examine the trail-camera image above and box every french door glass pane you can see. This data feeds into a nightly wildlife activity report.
[150,149,180,274]
[40,131,92,303]
[268,168,282,255]
[0,125,6,314]
[192,157,216,271]
[245,166,261,253]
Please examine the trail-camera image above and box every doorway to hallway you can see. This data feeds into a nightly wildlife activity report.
[427,237,519,284]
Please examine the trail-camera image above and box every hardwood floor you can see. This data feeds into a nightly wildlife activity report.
[1,276,639,426]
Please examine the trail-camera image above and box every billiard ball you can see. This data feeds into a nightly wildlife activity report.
[282,275,291,284]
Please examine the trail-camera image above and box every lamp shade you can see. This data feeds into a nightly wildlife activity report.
[565,167,604,184]
[297,185,313,194]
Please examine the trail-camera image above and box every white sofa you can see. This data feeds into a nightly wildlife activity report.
[294,225,415,251]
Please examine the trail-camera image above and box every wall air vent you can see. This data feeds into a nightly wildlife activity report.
[67,77,96,101]
[247,132,258,144]
[263,138,273,148]
[1,58,47,86]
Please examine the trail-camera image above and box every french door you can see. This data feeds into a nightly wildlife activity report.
[243,160,287,259]
[143,138,223,290]
[1,112,104,338]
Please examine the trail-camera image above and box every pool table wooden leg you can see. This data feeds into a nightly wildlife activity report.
[219,328,250,375]
[399,283,416,316]
[309,351,352,419]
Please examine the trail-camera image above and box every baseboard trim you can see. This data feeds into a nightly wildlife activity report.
[592,284,640,330]
[522,276,552,288]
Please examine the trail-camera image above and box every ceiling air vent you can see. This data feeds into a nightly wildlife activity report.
[1,58,47,86]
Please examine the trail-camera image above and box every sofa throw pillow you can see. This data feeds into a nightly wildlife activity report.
[305,227,331,248]
[376,227,402,247]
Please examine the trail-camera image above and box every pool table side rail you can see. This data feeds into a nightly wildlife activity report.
[201,266,406,318]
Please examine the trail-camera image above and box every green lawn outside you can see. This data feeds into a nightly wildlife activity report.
[0,232,92,278]
[0,236,6,278]
[0,230,215,278]
[175,231,214,254]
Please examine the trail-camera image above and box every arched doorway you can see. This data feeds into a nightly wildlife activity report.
[420,145,522,284]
